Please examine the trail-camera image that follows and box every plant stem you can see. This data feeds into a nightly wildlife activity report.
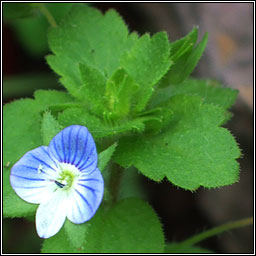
[109,163,124,205]
[36,3,57,27]
[179,217,253,247]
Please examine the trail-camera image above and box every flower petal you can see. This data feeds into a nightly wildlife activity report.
[48,125,98,172]
[10,146,59,204]
[67,168,104,224]
[36,190,68,238]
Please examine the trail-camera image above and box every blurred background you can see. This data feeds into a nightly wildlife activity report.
[3,3,254,253]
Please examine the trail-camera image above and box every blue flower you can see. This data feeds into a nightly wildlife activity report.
[10,125,104,239]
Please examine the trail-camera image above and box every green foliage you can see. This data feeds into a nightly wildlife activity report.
[46,5,138,98]
[105,68,138,120]
[165,243,213,253]
[3,99,43,217]
[151,78,238,110]
[41,111,63,145]
[5,3,73,56]
[64,219,90,249]
[3,4,243,253]
[120,32,171,111]
[114,95,241,190]
[42,198,164,253]
[58,107,146,139]
[79,63,106,115]
[98,143,117,172]
[160,28,208,86]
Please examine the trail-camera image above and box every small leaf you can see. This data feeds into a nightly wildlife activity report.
[79,63,106,115]
[169,27,198,61]
[105,68,138,120]
[41,226,75,253]
[121,32,171,111]
[41,111,63,145]
[160,32,208,86]
[98,143,117,172]
[64,219,90,249]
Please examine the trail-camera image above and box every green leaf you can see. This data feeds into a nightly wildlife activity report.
[7,4,73,57]
[46,5,138,98]
[121,32,171,111]
[42,198,164,253]
[41,111,63,145]
[98,198,165,253]
[114,95,241,190]
[3,99,43,217]
[58,107,146,139]
[34,89,75,109]
[41,226,75,253]
[34,89,78,114]
[105,68,139,120]
[98,143,117,172]
[79,63,106,115]
[118,167,146,201]
[169,27,198,61]
[64,219,90,249]
[160,32,208,86]
[150,78,238,110]
[3,3,34,19]
[165,243,213,253]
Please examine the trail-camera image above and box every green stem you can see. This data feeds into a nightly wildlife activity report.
[109,163,124,205]
[179,217,253,247]
[36,3,57,27]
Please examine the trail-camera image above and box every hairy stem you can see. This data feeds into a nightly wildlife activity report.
[36,3,57,27]
[179,217,253,247]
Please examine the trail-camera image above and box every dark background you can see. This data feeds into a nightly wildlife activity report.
[3,3,254,253]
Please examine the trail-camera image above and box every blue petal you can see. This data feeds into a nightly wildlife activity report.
[10,146,59,204]
[48,125,98,172]
[67,168,104,224]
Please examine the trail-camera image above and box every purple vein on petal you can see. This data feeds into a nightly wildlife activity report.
[41,147,59,169]
[61,129,66,163]
[78,178,103,183]
[75,129,89,167]
[78,146,95,170]
[11,174,45,181]
[30,154,57,172]
[77,183,100,195]
[71,126,82,165]
[53,138,62,162]
[67,126,73,163]
[75,188,93,213]
[80,161,96,174]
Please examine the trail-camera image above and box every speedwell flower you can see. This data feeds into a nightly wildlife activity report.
[10,125,104,239]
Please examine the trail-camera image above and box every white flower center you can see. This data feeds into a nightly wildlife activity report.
[56,163,81,190]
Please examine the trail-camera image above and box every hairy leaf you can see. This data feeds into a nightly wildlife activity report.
[114,95,241,190]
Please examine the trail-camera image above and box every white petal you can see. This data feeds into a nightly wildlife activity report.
[36,190,68,238]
